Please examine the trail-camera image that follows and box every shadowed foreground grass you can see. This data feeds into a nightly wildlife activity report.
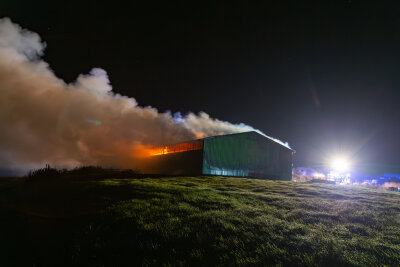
[1,174,400,266]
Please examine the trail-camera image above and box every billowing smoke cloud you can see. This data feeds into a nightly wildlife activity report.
[0,18,289,170]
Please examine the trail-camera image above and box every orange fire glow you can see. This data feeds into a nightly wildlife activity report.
[151,140,204,156]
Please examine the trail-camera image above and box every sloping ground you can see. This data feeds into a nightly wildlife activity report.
[1,175,400,266]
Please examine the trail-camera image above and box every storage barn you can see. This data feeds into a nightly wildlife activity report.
[146,131,293,180]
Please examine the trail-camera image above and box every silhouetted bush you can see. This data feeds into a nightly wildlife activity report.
[26,165,140,180]
[27,165,64,179]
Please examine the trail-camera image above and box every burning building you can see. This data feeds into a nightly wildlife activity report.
[145,131,294,180]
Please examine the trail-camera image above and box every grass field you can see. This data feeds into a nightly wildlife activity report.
[1,170,400,266]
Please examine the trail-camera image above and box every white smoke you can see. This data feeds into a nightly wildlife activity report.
[0,17,289,170]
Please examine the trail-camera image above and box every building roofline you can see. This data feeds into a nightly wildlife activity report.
[154,131,294,152]
[203,131,294,151]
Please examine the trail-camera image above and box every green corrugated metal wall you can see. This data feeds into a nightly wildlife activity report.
[202,131,292,180]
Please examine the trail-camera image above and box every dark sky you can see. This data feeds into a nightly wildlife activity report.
[2,1,400,174]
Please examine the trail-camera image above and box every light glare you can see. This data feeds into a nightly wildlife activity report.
[330,157,350,171]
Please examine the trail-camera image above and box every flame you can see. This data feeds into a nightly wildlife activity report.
[150,140,204,156]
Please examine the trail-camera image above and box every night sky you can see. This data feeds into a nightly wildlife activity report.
[2,1,400,174]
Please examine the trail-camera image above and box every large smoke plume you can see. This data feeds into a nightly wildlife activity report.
[0,18,289,171]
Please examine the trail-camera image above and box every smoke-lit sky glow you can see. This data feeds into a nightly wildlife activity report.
[1,1,400,175]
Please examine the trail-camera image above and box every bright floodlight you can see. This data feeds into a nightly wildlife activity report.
[330,157,350,172]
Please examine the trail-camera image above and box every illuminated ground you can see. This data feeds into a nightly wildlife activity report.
[1,170,400,266]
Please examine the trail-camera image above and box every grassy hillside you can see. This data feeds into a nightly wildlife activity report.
[1,171,400,266]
